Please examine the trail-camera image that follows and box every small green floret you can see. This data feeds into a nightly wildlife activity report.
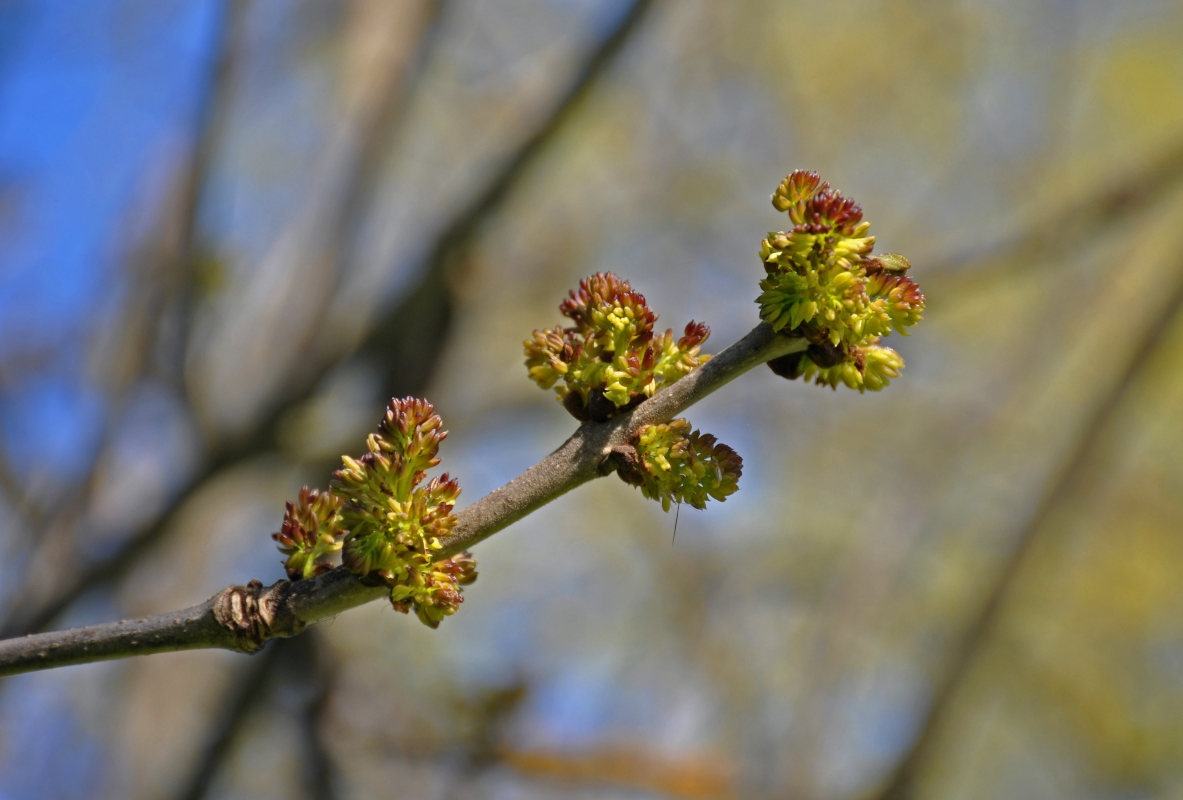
[330,397,475,627]
[524,273,711,421]
[797,340,905,392]
[272,487,345,580]
[617,419,743,512]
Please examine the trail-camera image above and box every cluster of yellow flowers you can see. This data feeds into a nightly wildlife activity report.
[758,170,924,391]
[273,398,476,628]
[525,272,711,421]
[272,169,925,629]
[617,419,743,512]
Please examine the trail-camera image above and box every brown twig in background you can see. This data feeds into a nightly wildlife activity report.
[166,634,338,800]
[867,257,1183,800]
[0,0,659,640]
[171,642,286,800]
[0,0,249,636]
[925,137,1183,296]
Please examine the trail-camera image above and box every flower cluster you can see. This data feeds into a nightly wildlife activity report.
[272,487,345,580]
[758,170,925,391]
[524,272,711,421]
[614,420,743,512]
[271,397,476,628]
[331,397,476,628]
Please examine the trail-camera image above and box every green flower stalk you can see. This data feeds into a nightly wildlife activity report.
[331,397,476,628]
[524,272,711,421]
[759,170,925,392]
[615,419,743,512]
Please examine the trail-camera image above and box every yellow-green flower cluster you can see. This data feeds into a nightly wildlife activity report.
[758,170,925,392]
[330,397,476,627]
[525,272,711,421]
[272,487,345,580]
[616,419,743,512]
[796,341,906,392]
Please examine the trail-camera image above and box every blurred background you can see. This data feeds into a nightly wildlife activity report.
[2,1,1183,798]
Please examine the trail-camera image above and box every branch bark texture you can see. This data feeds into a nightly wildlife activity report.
[0,325,804,677]
[0,0,658,642]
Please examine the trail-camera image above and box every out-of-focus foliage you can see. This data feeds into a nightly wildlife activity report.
[2,1,1183,799]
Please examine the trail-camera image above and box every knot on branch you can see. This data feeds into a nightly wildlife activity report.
[213,579,297,653]
[604,443,642,480]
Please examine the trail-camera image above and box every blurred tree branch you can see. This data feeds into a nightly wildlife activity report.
[926,137,1183,296]
[867,254,1183,800]
[0,6,659,797]
[167,633,339,800]
[293,634,341,800]
[0,0,249,633]
[157,0,250,386]
[0,0,657,641]
[0,325,804,676]
[171,640,286,800]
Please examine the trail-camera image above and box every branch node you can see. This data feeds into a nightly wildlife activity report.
[213,579,295,653]
[604,443,640,480]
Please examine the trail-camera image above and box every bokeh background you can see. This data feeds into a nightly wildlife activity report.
[3,1,1183,798]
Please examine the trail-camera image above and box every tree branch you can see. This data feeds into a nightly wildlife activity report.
[0,0,247,639]
[2,0,658,639]
[435,323,804,557]
[0,601,232,673]
[0,325,804,677]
